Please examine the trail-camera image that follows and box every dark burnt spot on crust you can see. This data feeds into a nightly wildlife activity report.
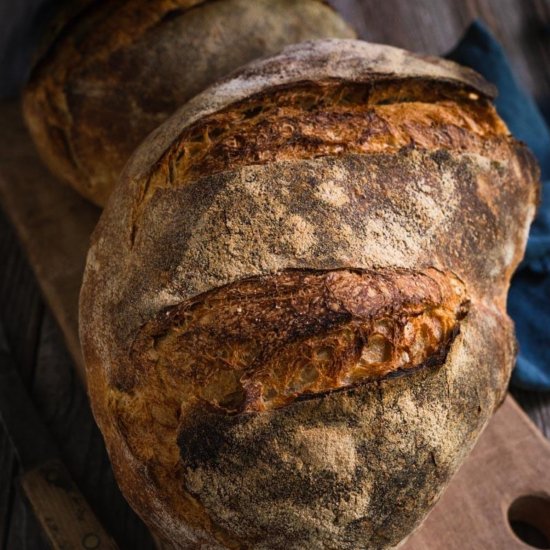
[430,148,452,167]
[177,405,239,470]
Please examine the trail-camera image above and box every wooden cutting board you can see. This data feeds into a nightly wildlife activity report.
[1,100,550,549]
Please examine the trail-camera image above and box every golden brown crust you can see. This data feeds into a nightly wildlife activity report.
[124,38,497,187]
[127,268,468,414]
[176,302,514,549]
[79,40,540,548]
[22,0,355,206]
[105,266,470,549]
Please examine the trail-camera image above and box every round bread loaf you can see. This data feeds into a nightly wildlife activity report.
[22,0,354,207]
[80,40,540,549]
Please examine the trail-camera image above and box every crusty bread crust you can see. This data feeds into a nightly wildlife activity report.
[80,40,539,548]
[22,0,355,206]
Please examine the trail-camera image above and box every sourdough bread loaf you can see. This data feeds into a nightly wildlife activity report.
[79,39,540,549]
[22,0,354,206]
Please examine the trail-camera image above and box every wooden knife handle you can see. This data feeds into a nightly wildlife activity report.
[21,458,118,549]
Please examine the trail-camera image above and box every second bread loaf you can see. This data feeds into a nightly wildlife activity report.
[22,0,354,206]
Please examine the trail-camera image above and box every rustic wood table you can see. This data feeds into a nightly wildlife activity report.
[1,0,550,548]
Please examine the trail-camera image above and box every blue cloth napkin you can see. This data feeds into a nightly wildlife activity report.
[446,21,550,390]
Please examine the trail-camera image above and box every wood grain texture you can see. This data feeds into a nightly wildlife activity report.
[0,100,99,382]
[21,459,118,549]
[4,481,49,550]
[0,208,154,548]
[30,310,154,549]
[404,396,550,549]
[331,0,550,107]
[0,206,46,549]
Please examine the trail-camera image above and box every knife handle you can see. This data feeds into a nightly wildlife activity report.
[21,459,118,549]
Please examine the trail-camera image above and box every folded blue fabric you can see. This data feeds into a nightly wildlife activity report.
[446,20,550,390]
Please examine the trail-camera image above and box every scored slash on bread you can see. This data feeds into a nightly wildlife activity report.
[129,267,469,414]
[79,39,539,549]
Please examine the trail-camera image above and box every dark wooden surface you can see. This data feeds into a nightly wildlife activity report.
[0,207,155,549]
[1,0,550,548]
